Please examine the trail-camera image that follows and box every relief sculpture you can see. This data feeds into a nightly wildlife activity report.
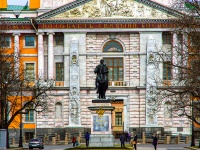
[70,98,79,124]
[51,0,174,19]
[83,2,101,18]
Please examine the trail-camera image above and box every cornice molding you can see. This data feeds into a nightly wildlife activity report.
[35,18,178,24]
[0,20,31,24]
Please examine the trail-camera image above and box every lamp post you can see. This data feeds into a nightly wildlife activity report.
[18,83,23,148]
[191,99,195,146]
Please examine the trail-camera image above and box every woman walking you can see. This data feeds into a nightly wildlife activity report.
[152,134,158,150]
[133,134,137,150]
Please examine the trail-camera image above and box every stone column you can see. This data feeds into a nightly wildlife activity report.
[47,32,55,79]
[37,32,44,79]
[12,33,20,75]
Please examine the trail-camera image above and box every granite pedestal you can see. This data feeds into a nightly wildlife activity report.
[88,99,115,147]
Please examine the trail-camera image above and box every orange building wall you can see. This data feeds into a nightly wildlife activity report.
[9,96,36,129]
[0,0,7,9]
[29,0,40,9]
[8,32,38,130]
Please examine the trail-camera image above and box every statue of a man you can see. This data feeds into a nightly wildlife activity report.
[94,59,109,99]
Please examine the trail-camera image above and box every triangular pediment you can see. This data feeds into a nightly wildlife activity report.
[37,0,183,20]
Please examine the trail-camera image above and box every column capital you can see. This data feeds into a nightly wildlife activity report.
[47,32,55,35]
[12,33,21,36]
[36,32,45,35]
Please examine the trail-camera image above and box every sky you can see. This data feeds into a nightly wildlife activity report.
[7,0,28,6]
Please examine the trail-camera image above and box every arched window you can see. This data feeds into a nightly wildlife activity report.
[55,102,62,119]
[103,40,123,52]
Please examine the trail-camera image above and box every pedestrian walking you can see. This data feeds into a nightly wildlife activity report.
[72,136,76,147]
[85,132,90,147]
[152,134,158,150]
[120,132,126,147]
[125,131,128,141]
[132,134,137,150]
[128,132,131,142]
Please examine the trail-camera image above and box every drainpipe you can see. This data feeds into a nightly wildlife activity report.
[30,19,38,33]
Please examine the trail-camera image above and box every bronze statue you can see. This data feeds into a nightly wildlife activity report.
[94,59,109,99]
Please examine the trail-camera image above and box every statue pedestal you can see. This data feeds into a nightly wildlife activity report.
[88,99,115,147]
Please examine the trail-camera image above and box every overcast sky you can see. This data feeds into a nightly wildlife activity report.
[7,0,28,5]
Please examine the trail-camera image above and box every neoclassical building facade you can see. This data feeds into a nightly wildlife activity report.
[0,0,191,140]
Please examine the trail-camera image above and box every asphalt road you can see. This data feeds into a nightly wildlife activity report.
[9,139,195,150]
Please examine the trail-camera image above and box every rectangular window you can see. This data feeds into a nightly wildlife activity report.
[162,32,172,45]
[55,35,64,45]
[163,61,172,80]
[25,104,34,122]
[104,58,123,81]
[177,127,183,132]
[0,36,11,47]
[25,63,35,81]
[56,63,64,81]
[25,36,35,47]
[115,112,122,126]
[177,34,183,48]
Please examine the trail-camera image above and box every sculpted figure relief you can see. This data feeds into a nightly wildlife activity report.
[94,59,109,99]
[70,98,79,124]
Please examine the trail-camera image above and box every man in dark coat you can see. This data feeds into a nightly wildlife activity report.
[85,132,90,147]
[133,134,138,150]
[120,132,126,147]
[152,134,158,150]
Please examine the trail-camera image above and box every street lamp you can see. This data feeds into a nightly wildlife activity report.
[18,83,23,148]
[191,99,195,146]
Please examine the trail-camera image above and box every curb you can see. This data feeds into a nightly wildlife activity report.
[185,146,200,150]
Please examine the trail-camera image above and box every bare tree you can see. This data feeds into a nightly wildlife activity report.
[147,0,200,147]
[0,32,53,148]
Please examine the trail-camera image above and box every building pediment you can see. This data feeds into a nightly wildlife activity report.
[36,0,183,20]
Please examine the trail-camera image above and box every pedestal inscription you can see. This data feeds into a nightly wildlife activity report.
[93,115,109,132]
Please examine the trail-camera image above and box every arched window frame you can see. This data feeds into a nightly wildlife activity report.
[102,40,123,52]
